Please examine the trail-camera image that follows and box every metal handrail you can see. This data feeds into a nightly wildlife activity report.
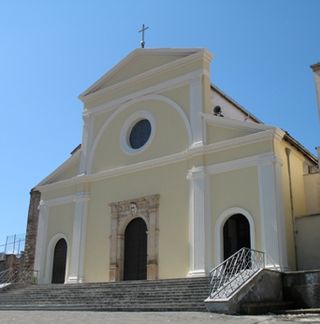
[0,269,11,284]
[0,269,38,286]
[208,247,265,300]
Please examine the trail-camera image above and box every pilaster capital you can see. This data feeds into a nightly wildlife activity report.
[82,110,92,122]
[38,200,48,212]
[73,192,90,203]
[187,166,206,181]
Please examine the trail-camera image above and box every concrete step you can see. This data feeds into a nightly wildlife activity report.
[0,304,207,312]
[0,277,210,311]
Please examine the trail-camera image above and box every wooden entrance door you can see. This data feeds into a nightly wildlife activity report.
[123,218,147,280]
[51,238,67,284]
[223,214,251,260]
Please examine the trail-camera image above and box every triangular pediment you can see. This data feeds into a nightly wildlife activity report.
[80,48,206,98]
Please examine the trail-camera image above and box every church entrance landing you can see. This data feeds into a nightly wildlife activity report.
[109,194,159,281]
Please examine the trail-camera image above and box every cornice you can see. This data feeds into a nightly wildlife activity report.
[36,129,276,193]
[203,113,273,131]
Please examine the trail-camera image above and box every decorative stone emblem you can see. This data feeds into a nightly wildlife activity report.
[130,202,137,216]
[108,194,160,281]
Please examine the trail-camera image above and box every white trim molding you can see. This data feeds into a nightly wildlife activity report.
[120,110,156,155]
[34,193,90,284]
[79,113,94,175]
[206,152,279,175]
[34,201,49,284]
[258,159,288,270]
[203,112,275,131]
[187,166,210,277]
[189,75,205,148]
[214,207,256,265]
[68,192,90,283]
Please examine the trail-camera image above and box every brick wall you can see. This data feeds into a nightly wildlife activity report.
[24,190,41,270]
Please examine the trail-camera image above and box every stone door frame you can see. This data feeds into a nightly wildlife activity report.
[108,194,160,281]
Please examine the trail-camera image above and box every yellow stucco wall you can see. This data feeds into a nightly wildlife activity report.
[44,203,74,279]
[91,99,189,173]
[204,140,273,166]
[274,140,308,217]
[97,53,189,89]
[41,186,76,201]
[206,124,259,144]
[92,110,114,140]
[84,162,189,282]
[273,138,315,269]
[209,166,262,263]
[161,85,190,118]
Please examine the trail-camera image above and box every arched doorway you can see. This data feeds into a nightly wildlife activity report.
[223,214,251,260]
[51,238,67,284]
[123,218,147,280]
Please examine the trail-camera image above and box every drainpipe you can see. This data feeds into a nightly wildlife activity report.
[285,148,298,270]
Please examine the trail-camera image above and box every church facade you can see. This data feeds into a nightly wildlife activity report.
[25,48,319,284]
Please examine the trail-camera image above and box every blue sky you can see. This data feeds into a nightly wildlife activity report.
[0,1,319,244]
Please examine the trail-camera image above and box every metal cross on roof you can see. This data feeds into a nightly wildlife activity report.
[139,24,149,48]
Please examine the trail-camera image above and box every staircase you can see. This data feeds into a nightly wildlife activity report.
[205,248,289,314]
[0,277,210,311]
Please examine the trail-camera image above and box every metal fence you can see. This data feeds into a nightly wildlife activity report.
[0,234,25,257]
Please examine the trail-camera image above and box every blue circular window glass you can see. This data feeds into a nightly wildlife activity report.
[129,119,151,149]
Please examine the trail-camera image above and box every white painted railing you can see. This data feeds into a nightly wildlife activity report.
[208,248,265,300]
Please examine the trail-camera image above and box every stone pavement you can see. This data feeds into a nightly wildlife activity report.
[0,311,320,324]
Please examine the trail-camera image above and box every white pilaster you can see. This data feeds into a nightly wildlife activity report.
[34,201,49,284]
[67,192,90,283]
[79,112,93,175]
[258,158,288,270]
[189,75,204,148]
[187,166,208,277]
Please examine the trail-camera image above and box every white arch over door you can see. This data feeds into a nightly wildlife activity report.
[214,207,255,265]
[44,233,70,284]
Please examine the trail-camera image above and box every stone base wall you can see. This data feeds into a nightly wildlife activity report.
[283,270,320,308]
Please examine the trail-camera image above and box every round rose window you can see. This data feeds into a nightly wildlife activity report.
[128,119,152,149]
